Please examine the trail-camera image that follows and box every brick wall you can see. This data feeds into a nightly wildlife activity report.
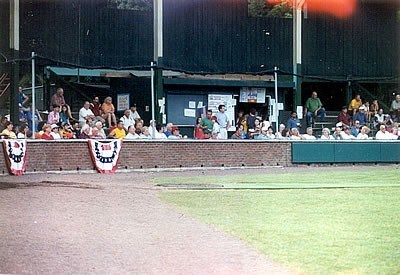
[0,140,292,174]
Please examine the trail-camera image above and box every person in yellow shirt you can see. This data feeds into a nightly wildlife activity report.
[0,121,17,139]
[109,120,126,139]
[348,94,362,116]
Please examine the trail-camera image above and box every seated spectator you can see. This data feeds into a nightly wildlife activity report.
[348,94,362,116]
[340,126,356,140]
[230,126,244,140]
[370,99,379,117]
[0,121,17,139]
[337,106,351,128]
[70,120,80,139]
[387,111,398,130]
[90,127,104,139]
[266,126,276,139]
[287,111,301,131]
[0,116,8,132]
[125,125,140,139]
[211,116,221,139]
[373,108,388,129]
[60,122,74,139]
[256,127,270,140]
[357,126,370,140]
[94,121,107,139]
[289,128,301,140]
[47,104,60,124]
[90,96,105,123]
[79,101,95,127]
[18,105,27,124]
[41,124,54,140]
[332,127,343,140]
[135,121,143,135]
[301,127,316,140]
[375,125,392,140]
[275,124,288,140]
[129,104,142,124]
[320,128,334,140]
[60,104,74,125]
[13,124,25,139]
[25,105,43,132]
[50,124,61,140]
[390,127,399,140]
[390,94,400,112]
[154,125,167,139]
[119,108,135,131]
[350,120,361,137]
[101,96,117,127]
[168,126,182,139]
[261,115,271,130]
[248,118,261,139]
[353,105,368,126]
[164,123,173,137]
[140,126,152,139]
[34,121,46,139]
[21,124,29,139]
[79,124,91,139]
[108,120,126,139]
[364,101,371,121]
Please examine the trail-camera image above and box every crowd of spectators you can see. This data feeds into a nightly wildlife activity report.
[1,87,399,141]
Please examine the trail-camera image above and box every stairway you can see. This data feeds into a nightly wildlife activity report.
[0,73,10,115]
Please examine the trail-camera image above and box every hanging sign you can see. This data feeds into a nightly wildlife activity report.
[88,139,122,174]
[2,140,27,176]
[240,87,266,103]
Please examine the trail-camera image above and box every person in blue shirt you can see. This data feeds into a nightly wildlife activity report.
[18,86,29,107]
[353,105,368,126]
[287,111,301,131]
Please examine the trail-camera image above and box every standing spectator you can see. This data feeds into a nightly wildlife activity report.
[18,86,29,107]
[337,106,352,128]
[304,91,326,127]
[215,104,230,139]
[348,94,362,116]
[60,104,74,125]
[79,101,95,127]
[194,117,203,139]
[25,105,43,132]
[119,108,135,131]
[200,110,214,132]
[390,94,400,112]
[50,88,66,110]
[47,104,60,124]
[129,104,142,124]
[101,96,117,127]
[246,108,257,133]
[287,111,301,131]
[353,105,368,126]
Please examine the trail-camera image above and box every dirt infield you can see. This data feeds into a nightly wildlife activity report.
[1,165,395,274]
[0,168,299,275]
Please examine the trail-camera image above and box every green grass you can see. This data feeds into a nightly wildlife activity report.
[158,168,400,274]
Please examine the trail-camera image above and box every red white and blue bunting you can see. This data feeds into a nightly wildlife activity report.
[2,140,27,176]
[88,139,123,174]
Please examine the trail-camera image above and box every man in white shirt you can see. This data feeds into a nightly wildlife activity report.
[215,104,230,139]
[375,125,392,140]
[120,109,135,131]
[129,104,142,123]
[79,101,95,127]
[301,127,317,140]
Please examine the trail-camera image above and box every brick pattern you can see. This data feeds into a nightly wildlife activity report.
[0,140,293,174]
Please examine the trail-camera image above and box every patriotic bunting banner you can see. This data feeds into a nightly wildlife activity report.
[88,139,123,174]
[2,140,27,176]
